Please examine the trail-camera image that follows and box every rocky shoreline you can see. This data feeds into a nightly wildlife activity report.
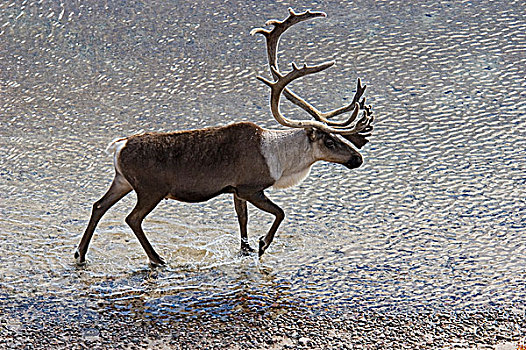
[1,296,524,349]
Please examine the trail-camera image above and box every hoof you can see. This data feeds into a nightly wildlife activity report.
[74,250,86,266]
[149,257,167,267]
[240,244,255,256]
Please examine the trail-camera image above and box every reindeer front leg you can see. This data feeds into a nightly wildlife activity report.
[233,194,254,254]
[239,191,285,256]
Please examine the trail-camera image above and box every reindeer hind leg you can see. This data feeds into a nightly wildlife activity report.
[125,190,167,266]
[75,174,132,265]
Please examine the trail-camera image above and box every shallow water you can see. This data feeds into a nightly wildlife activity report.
[1,0,525,347]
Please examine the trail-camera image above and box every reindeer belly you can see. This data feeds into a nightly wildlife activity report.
[165,173,236,203]
[164,163,272,203]
[165,186,236,203]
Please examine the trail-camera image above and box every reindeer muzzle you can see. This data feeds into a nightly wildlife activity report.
[344,154,363,169]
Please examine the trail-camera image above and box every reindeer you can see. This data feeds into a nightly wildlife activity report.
[74,8,374,266]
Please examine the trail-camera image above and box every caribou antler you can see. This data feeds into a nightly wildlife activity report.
[253,8,374,146]
[251,8,371,122]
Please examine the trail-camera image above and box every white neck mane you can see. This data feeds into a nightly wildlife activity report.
[259,129,316,189]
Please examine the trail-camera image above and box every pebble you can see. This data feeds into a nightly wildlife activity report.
[3,309,521,349]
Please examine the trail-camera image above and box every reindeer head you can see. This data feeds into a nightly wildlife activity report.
[252,8,374,170]
[305,129,363,169]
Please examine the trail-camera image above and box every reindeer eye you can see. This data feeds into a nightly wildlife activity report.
[324,138,336,149]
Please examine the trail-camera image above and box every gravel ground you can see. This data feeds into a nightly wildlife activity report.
[1,296,525,349]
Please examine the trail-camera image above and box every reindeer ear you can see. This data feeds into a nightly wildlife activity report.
[305,128,319,142]
[342,134,369,149]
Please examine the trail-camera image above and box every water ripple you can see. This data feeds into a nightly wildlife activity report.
[1,0,525,346]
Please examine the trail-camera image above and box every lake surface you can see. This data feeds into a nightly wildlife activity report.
[1,0,525,348]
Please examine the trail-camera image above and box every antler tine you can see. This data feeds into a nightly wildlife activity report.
[260,61,370,137]
[339,108,374,148]
[323,78,368,122]
[274,61,335,91]
[251,8,326,70]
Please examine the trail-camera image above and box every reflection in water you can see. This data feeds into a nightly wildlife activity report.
[0,0,525,347]
[93,266,299,322]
